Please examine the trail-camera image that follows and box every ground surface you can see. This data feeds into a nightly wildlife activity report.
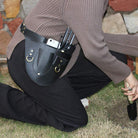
[0,73,138,138]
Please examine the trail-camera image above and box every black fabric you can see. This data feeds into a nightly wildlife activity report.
[0,40,127,132]
[66,49,127,99]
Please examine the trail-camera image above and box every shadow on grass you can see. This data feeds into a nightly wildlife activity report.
[107,100,138,130]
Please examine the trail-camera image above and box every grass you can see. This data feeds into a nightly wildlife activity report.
[0,72,138,138]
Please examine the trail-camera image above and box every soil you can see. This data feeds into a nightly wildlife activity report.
[107,100,138,130]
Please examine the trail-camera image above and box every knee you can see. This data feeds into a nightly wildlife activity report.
[72,108,88,130]
[62,109,88,132]
[80,110,88,127]
[64,114,88,132]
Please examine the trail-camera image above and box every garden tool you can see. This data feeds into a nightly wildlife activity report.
[126,83,137,121]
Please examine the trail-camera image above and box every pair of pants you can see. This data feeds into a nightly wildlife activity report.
[0,40,127,132]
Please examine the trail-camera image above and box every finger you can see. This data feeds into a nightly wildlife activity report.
[132,94,138,101]
[122,87,128,91]
[130,87,136,95]
[122,87,130,92]
[132,87,138,101]
[122,86,134,92]
[123,87,136,96]
[136,87,138,95]
[124,92,134,96]
[122,88,133,93]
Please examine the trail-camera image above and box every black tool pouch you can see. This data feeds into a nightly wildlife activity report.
[20,23,76,86]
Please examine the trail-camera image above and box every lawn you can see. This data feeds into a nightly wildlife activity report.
[0,73,138,138]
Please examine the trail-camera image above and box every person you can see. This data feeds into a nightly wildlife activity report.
[0,0,138,132]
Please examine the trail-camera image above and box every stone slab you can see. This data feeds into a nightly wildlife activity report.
[123,10,138,33]
[4,0,21,18]
[0,12,3,29]
[0,0,4,11]
[0,30,11,55]
[102,13,128,34]
[109,0,138,12]
[6,18,23,35]
[17,4,25,19]
[21,0,39,16]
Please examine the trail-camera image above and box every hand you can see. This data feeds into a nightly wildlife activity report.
[122,72,138,101]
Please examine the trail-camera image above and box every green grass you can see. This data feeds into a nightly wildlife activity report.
[0,73,138,138]
[0,73,4,82]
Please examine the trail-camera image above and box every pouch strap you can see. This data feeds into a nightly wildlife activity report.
[20,23,47,43]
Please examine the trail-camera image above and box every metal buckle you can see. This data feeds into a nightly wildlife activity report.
[26,56,34,62]
[55,65,61,73]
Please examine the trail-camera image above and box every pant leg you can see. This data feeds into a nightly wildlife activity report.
[66,49,127,99]
[4,40,88,132]
[0,82,50,125]
[0,78,87,132]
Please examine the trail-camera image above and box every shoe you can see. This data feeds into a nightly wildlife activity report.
[81,98,89,108]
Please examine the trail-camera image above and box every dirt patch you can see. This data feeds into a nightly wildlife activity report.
[107,100,138,130]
